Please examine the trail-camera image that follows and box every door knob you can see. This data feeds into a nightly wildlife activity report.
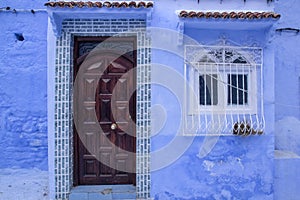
[111,123,117,130]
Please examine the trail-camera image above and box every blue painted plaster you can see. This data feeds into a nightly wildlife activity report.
[0,0,46,9]
[0,10,48,170]
[274,158,300,200]
[273,0,300,199]
[0,0,299,199]
[150,0,277,199]
[274,0,300,120]
[152,136,274,200]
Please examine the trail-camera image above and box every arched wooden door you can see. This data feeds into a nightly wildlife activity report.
[73,37,136,185]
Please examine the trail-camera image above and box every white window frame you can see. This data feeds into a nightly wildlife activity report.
[188,63,257,114]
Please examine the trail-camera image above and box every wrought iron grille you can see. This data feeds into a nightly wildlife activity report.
[184,44,264,136]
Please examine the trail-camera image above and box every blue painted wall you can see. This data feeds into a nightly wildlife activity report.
[274,0,300,121]
[0,0,48,170]
[151,31,274,200]
[150,0,298,199]
[0,0,45,9]
[273,0,300,199]
[0,0,299,199]
[152,137,273,199]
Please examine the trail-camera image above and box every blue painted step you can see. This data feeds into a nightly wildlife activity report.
[69,185,136,200]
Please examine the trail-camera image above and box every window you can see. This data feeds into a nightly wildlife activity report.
[198,73,249,106]
[199,74,218,105]
[189,62,256,114]
[227,74,248,105]
[184,44,264,135]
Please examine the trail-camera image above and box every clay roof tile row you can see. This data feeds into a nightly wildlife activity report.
[179,10,280,19]
[44,1,153,8]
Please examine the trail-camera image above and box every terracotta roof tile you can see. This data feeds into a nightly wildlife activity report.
[44,1,153,8]
[179,10,280,19]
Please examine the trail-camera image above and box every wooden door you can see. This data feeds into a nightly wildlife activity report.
[73,37,136,185]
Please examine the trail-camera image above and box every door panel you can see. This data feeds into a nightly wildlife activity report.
[74,37,136,185]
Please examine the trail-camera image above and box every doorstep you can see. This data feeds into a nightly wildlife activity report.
[69,185,136,200]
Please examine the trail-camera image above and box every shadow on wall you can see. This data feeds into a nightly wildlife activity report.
[275,116,300,156]
[274,116,300,200]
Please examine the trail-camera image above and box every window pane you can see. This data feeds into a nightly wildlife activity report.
[199,74,218,105]
[227,74,248,105]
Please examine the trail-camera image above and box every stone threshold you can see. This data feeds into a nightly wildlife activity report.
[69,185,136,200]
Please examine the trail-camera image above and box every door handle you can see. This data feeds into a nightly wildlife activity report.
[111,123,117,130]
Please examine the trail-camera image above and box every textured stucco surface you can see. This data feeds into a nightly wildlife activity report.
[273,0,300,199]
[0,0,299,199]
[0,4,48,198]
[151,0,276,199]
[0,10,48,170]
[0,168,48,200]
[0,0,45,9]
[152,136,274,200]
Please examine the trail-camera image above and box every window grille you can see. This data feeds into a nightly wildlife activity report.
[183,44,264,136]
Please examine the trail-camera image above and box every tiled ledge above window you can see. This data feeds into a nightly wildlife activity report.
[176,10,280,33]
[45,1,153,36]
[178,10,280,20]
[176,10,280,45]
